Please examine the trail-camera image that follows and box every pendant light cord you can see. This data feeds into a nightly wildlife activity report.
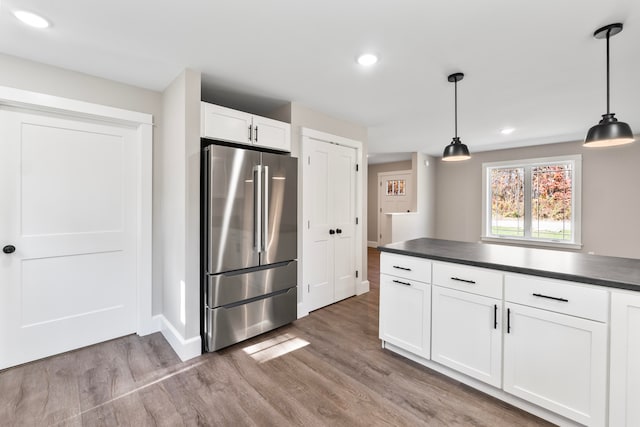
[606,29,610,115]
[454,79,458,138]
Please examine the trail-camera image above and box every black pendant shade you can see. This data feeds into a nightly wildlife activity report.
[443,72,471,161]
[584,23,634,147]
[443,137,471,160]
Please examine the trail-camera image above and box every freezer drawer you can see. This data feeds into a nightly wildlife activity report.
[206,261,297,308]
[206,287,297,351]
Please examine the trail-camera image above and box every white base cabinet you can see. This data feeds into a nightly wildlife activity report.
[379,253,431,359]
[431,286,502,388]
[503,274,608,427]
[503,302,607,426]
[379,273,431,359]
[609,291,640,427]
[201,102,291,152]
[380,254,617,427]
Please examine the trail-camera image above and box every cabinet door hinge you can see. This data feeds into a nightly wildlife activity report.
[307,284,310,293]
[308,156,311,165]
[307,220,310,229]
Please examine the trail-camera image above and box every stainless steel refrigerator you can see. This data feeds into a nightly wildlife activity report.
[203,143,297,351]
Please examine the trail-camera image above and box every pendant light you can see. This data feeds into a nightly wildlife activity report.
[584,23,634,147]
[442,72,471,161]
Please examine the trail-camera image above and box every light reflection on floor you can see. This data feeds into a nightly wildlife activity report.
[243,333,310,363]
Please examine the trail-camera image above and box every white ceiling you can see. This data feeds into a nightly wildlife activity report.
[1,1,638,160]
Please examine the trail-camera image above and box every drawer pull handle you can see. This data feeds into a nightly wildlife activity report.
[392,265,412,271]
[532,293,569,303]
[507,308,511,333]
[494,304,498,329]
[451,277,476,284]
[392,279,411,286]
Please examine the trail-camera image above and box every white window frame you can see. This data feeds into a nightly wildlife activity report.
[482,155,582,249]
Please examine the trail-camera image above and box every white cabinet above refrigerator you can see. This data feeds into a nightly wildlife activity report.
[201,102,291,152]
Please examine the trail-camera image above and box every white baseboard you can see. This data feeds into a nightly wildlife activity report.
[158,315,202,361]
[297,302,309,319]
[137,314,162,336]
[357,280,370,295]
[367,241,378,248]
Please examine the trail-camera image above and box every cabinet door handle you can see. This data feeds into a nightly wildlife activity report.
[392,265,411,271]
[532,293,568,302]
[451,277,476,284]
[248,125,253,142]
[254,125,258,142]
[392,279,411,286]
[507,308,511,333]
[329,229,335,235]
[494,304,498,329]
[336,228,342,234]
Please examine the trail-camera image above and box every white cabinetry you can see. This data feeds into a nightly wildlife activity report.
[431,262,503,387]
[379,253,431,359]
[609,291,640,427]
[503,274,608,427]
[201,102,291,152]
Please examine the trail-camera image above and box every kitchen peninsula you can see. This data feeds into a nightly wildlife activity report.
[378,238,640,427]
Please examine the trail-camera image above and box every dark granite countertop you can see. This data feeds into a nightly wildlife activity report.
[378,238,640,292]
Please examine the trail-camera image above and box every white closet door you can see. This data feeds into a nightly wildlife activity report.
[304,138,357,312]
[305,139,335,311]
[331,144,356,302]
[0,108,138,369]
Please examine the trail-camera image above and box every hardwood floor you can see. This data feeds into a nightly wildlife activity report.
[0,247,551,426]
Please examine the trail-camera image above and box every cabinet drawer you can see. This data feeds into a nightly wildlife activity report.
[380,252,431,283]
[432,262,502,299]
[505,274,608,322]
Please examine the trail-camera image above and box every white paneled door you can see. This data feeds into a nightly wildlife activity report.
[0,108,138,369]
[304,139,356,312]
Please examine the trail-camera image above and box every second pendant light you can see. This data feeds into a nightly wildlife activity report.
[442,72,471,161]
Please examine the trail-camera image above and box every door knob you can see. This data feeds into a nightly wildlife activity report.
[336,228,342,234]
[329,229,335,235]
[3,245,16,254]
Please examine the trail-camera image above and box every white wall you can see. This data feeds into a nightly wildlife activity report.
[158,69,202,356]
[434,139,640,259]
[0,53,166,315]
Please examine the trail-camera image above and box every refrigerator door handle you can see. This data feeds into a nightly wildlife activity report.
[253,165,262,252]
[262,165,269,252]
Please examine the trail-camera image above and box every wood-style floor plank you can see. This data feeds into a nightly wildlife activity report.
[0,247,552,426]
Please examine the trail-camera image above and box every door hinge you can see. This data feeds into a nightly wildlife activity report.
[355,217,359,225]
[355,270,359,278]
[308,220,310,229]
[307,284,310,293]
[308,156,311,165]
[356,164,359,172]
[380,181,382,187]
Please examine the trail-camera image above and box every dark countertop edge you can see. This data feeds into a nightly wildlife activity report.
[378,246,640,292]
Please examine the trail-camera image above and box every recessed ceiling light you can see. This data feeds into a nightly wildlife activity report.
[13,10,50,29]
[500,128,515,135]
[357,53,378,66]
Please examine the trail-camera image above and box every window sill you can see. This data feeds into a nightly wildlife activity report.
[481,236,583,250]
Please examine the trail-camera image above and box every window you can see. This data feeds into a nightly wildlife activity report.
[482,155,581,248]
